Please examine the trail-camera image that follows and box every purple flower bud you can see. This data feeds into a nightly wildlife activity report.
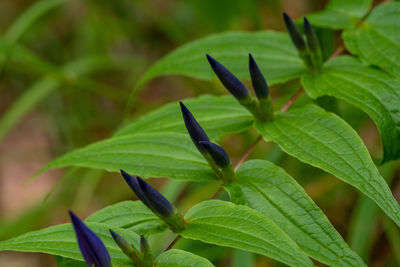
[120,169,151,208]
[283,13,306,52]
[120,170,175,217]
[303,17,320,54]
[69,210,111,267]
[206,54,250,101]
[249,54,269,99]
[199,141,230,168]
[180,101,210,153]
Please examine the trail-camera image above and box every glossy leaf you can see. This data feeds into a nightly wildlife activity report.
[40,132,215,181]
[86,201,167,236]
[115,95,253,139]
[306,0,372,29]
[227,159,365,266]
[182,200,313,267]
[0,222,139,266]
[255,104,400,227]
[343,2,400,76]
[302,56,400,163]
[135,31,307,89]
[155,249,214,267]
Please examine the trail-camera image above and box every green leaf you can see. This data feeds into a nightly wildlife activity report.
[155,249,214,267]
[227,159,365,266]
[55,256,87,267]
[40,132,215,181]
[343,2,400,76]
[0,222,139,266]
[135,31,306,89]
[86,201,167,236]
[181,200,313,267]
[302,56,400,163]
[115,95,253,139]
[255,104,400,227]
[306,0,371,29]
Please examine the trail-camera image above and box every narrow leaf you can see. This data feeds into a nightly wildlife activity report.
[227,159,365,266]
[135,31,306,89]
[40,133,215,181]
[302,56,400,163]
[343,2,400,76]
[182,200,313,267]
[255,104,400,227]
[155,249,214,267]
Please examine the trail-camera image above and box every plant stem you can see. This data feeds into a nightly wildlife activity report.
[280,87,304,112]
[212,187,223,199]
[234,135,263,171]
[165,235,182,251]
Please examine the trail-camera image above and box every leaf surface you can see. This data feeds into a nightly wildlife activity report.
[155,249,214,267]
[0,222,139,266]
[255,104,400,227]
[86,201,166,236]
[182,200,313,267]
[41,132,215,181]
[136,31,306,89]
[227,159,365,266]
[306,0,371,29]
[302,56,400,163]
[343,2,400,76]
[115,95,253,139]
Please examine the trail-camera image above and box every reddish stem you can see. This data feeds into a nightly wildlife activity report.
[280,87,304,112]
[165,235,182,251]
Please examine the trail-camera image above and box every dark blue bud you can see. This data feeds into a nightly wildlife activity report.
[120,170,175,217]
[120,169,151,208]
[283,13,306,52]
[303,17,320,53]
[69,210,111,267]
[137,177,175,217]
[249,54,269,99]
[180,101,210,153]
[206,54,250,101]
[199,141,230,168]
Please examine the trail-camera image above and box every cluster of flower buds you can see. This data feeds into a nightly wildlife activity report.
[69,209,156,267]
[206,54,274,122]
[283,13,323,72]
[110,230,153,267]
[69,210,112,267]
[180,102,235,184]
[120,170,187,233]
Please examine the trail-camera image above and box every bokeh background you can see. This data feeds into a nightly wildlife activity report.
[0,0,399,266]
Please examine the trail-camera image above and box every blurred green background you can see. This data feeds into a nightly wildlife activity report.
[0,0,399,266]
